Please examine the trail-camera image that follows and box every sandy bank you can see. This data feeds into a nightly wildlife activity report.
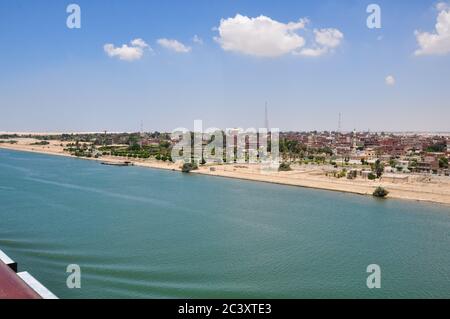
[1,140,450,206]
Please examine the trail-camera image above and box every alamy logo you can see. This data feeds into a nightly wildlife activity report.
[366,4,382,29]
[66,4,81,29]
[171,120,280,171]
[66,264,81,289]
[366,264,381,289]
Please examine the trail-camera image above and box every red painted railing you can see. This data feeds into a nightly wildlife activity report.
[0,261,41,299]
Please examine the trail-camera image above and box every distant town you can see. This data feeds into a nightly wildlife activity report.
[1,130,449,178]
[281,130,450,176]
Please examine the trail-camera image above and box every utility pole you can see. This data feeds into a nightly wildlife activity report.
[264,102,270,131]
[338,112,342,133]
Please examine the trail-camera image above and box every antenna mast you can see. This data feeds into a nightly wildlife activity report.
[338,113,342,133]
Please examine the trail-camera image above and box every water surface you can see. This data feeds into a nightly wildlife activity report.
[0,149,449,298]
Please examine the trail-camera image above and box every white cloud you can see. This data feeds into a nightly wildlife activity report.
[157,38,192,53]
[193,35,203,45]
[295,28,344,57]
[295,47,328,57]
[314,28,344,48]
[414,6,450,56]
[436,2,449,11]
[214,14,343,58]
[130,38,149,48]
[104,38,151,61]
[214,14,308,57]
[385,75,396,86]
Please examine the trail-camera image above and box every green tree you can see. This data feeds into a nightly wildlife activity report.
[181,162,198,173]
[389,159,397,167]
[373,187,389,198]
[373,159,384,178]
[439,157,449,169]
[368,173,377,180]
[426,143,446,153]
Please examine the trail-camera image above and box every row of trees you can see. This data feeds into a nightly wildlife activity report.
[64,142,99,158]
[279,138,333,162]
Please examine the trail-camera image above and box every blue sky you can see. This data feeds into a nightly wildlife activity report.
[0,0,449,132]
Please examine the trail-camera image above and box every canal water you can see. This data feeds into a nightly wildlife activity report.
[1,149,449,298]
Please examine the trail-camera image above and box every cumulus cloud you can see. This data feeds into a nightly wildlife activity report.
[414,6,450,56]
[214,14,343,58]
[296,28,344,57]
[385,75,396,86]
[436,2,449,11]
[214,14,308,57]
[157,38,192,53]
[104,38,151,61]
[295,47,328,57]
[130,38,149,48]
[315,28,344,48]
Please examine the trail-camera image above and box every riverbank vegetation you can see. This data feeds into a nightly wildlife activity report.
[373,187,389,198]
[181,162,198,173]
[279,162,292,171]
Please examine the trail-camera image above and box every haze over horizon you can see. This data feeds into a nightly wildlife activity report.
[1,0,450,132]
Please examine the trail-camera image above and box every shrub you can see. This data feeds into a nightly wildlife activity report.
[181,162,198,173]
[347,170,357,179]
[31,141,50,146]
[439,157,449,169]
[368,173,377,180]
[279,162,292,171]
[337,170,347,178]
[373,187,389,198]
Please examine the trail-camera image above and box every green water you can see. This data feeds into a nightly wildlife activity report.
[0,149,449,298]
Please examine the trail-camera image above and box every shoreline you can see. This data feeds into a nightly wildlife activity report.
[1,143,450,206]
[192,166,450,207]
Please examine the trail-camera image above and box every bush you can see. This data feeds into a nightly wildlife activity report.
[337,170,347,178]
[368,173,377,180]
[181,162,198,173]
[439,157,449,169]
[31,141,50,146]
[279,162,292,171]
[347,170,357,179]
[373,187,389,198]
